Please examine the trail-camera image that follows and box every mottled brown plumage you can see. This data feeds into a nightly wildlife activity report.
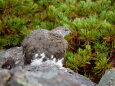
[21,26,70,64]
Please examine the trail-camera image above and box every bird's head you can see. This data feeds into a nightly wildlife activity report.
[51,26,71,37]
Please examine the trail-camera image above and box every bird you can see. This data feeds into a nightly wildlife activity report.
[21,26,71,66]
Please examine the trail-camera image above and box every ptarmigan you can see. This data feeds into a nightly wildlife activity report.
[21,26,71,66]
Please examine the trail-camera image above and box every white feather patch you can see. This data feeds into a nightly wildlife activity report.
[31,53,64,68]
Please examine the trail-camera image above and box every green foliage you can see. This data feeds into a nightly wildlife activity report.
[77,0,112,16]
[0,0,37,49]
[73,15,114,41]
[65,45,112,82]
[93,53,112,77]
[66,45,91,70]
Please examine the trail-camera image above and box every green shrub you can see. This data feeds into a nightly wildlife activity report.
[65,44,112,83]
[66,45,92,70]
[0,0,38,49]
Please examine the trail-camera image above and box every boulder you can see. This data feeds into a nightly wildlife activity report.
[0,46,96,86]
[0,69,11,86]
[98,69,115,86]
[0,47,24,69]
[6,64,95,86]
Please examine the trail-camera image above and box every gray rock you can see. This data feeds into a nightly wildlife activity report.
[0,48,96,86]
[0,69,11,86]
[98,69,115,86]
[7,64,95,86]
[21,26,71,64]
[0,50,6,66]
[0,47,24,69]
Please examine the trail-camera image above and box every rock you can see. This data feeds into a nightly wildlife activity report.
[0,48,96,86]
[0,47,24,69]
[2,57,15,69]
[0,69,11,86]
[7,64,95,86]
[98,69,115,86]
[0,50,6,66]
[21,26,71,65]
